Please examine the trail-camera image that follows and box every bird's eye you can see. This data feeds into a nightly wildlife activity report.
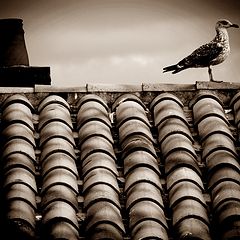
[220,20,229,25]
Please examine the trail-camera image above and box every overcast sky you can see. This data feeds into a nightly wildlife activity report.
[0,0,240,86]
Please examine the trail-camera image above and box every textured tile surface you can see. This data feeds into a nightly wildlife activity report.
[0,84,240,239]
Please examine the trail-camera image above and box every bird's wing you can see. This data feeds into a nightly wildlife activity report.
[179,41,223,68]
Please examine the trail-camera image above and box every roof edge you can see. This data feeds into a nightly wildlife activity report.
[0,81,239,94]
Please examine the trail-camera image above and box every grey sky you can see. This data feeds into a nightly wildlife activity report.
[1,0,240,86]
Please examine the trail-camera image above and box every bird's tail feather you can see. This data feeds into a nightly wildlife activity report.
[163,64,177,73]
[163,64,183,74]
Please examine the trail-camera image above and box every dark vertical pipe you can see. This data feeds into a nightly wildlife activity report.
[0,18,29,66]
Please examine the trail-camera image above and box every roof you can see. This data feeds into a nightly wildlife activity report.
[0,81,240,240]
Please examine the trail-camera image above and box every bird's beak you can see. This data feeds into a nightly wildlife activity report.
[231,23,239,28]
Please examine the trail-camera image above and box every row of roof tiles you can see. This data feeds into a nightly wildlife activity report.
[0,90,240,239]
[77,95,125,240]
[192,93,240,239]
[151,94,211,239]
[115,96,168,239]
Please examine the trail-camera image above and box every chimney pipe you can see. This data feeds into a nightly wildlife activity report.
[0,18,29,67]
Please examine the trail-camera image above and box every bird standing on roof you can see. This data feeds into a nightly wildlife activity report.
[163,19,239,82]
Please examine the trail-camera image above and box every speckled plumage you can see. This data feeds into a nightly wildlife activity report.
[163,19,239,81]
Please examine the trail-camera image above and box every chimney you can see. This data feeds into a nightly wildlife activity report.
[0,18,29,66]
[0,18,51,87]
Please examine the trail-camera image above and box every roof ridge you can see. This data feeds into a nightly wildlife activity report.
[0,81,239,93]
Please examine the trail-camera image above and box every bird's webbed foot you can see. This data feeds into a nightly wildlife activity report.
[210,79,223,83]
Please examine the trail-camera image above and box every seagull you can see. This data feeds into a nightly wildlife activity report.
[163,19,239,82]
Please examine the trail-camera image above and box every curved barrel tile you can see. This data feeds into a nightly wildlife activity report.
[78,120,114,147]
[123,150,160,177]
[217,200,240,225]
[189,91,223,107]
[41,168,78,195]
[214,200,240,238]
[2,103,34,130]
[112,93,146,112]
[1,123,35,147]
[164,151,201,176]
[38,95,70,113]
[89,224,124,240]
[128,200,168,233]
[206,150,240,183]
[168,181,207,209]
[79,139,124,236]
[121,137,157,160]
[119,119,155,147]
[2,138,36,162]
[150,92,183,111]
[124,167,163,194]
[2,153,35,175]
[172,199,210,232]
[82,156,118,179]
[211,181,240,212]
[45,221,80,240]
[150,94,201,175]
[83,184,121,211]
[151,97,187,128]
[202,133,238,161]
[40,174,79,240]
[0,94,38,238]
[77,101,111,130]
[151,95,202,180]
[160,133,197,160]
[5,183,37,210]
[174,218,211,240]
[41,152,78,179]
[42,201,79,231]
[165,156,210,238]
[79,136,116,162]
[82,151,117,174]
[40,138,76,163]
[231,92,240,146]
[157,117,193,145]
[192,96,228,126]
[208,166,240,192]
[115,101,150,129]
[198,116,235,143]
[131,220,168,240]
[38,105,73,131]
[1,94,35,112]
[3,167,37,193]
[40,185,78,212]
[77,94,109,112]
[150,92,185,129]
[126,181,164,212]
[83,168,120,194]
[167,167,204,192]
[7,200,36,238]
[39,121,75,148]
[85,201,125,239]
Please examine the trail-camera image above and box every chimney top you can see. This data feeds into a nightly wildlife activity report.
[0,18,24,31]
[0,18,51,87]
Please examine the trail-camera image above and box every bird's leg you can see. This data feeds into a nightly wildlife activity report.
[208,66,223,82]
[208,66,214,81]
